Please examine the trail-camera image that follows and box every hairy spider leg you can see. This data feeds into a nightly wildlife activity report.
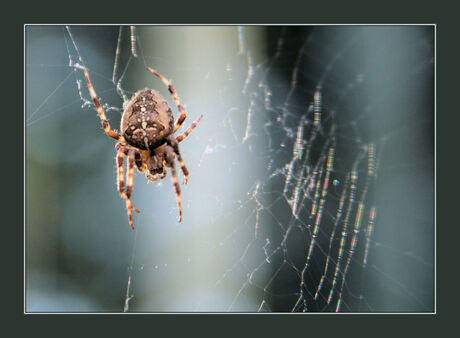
[116,147,140,229]
[146,67,188,133]
[167,136,189,184]
[165,146,182,222]
[176,115,203,143]
[125,149,141,229]
[116,150,126,196]
[83,68,124,142]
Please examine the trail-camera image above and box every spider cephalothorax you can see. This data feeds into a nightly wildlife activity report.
[83,67,202,229]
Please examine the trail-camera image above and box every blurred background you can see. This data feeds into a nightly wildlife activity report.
[25,25,434,312]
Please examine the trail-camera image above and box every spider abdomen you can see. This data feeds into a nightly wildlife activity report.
[121,89,174,150]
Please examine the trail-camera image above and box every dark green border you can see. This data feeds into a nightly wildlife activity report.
[10,0,453,335]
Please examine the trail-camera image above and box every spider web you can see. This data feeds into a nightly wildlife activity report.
[25,25,434,312]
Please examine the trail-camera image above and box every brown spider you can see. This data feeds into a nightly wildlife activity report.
[83,67,202,229]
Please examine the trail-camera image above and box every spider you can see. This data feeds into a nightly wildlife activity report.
[83,66,202,229]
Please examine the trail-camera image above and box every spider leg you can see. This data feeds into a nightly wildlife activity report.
[176,115,203,143]
[125,149,141,229]
[83,68,124,142]
[146,67,187,133]
[167,136,189,184]
[116,149,127,196]
[116,146,140,230]
[165,146,182,222]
